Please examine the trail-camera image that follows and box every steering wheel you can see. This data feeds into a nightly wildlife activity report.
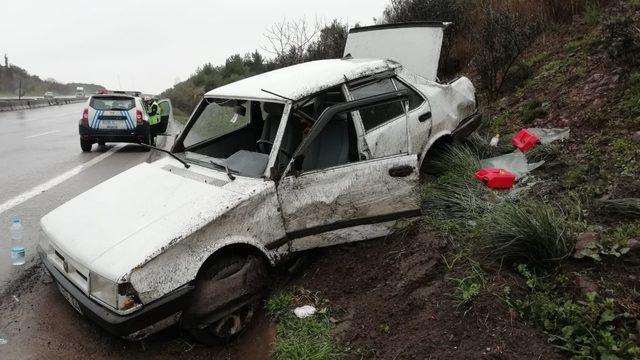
[256,139,292,161]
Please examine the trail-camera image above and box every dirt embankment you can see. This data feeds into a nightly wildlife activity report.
[294,230,561,359]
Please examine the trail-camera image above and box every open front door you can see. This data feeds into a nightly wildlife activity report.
[157,99,173,134]
[276,91,421,251]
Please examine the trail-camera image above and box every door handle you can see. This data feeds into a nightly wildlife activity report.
[419,112,432,123]
[388,165,414,177]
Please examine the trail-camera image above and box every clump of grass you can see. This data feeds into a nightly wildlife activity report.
[266,289,337,360]
[520,99,548,124]
[427,143,482,178]
[480,199,575,268]
[423,173,491,220]
[422,143,496,220]
[527,143,561,162]
[597,198,640,219]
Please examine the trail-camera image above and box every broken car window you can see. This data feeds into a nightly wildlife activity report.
[183,99,250,148]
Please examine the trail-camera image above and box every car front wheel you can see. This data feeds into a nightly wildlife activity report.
[181,253,268,345]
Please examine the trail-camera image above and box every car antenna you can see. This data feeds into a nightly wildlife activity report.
[261,89,294,102]
[138,143,190,168]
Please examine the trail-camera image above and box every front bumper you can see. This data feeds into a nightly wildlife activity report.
[38,246,193,339]
[79,123,150,144]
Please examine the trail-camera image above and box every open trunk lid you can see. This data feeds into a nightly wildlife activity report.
[344,22,445,82]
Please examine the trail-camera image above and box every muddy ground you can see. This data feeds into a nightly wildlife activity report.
[0,264,273,360]
[0,229,561,359]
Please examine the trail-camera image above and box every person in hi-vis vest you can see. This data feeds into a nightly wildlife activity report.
[146,98,160,145]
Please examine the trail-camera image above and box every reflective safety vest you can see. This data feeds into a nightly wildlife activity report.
[147,101,160,125]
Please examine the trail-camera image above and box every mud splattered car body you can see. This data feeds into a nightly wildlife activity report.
[38,22,478,340]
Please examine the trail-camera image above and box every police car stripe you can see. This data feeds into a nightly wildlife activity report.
[124,110,134,129]
[90,110,99,128]
[121,111,129,129]
[95,111,103,129]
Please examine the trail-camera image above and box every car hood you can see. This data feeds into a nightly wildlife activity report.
[41,160,269,282]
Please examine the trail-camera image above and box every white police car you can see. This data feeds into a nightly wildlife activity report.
[79,91,173,152]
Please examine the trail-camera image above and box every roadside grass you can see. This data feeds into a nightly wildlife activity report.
[423,133,640,357]
[505,265,640,359]
[480,200,575,268]
[266,289,338,360]
[173,107,190,125]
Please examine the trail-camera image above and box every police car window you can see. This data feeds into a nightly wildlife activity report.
[183,99,250,148]
[90,97,135,111]
[349,79,405,131]
[392,78,425,111]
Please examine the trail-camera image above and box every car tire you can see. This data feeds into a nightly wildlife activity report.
[181,253,268,345]
[80,139,92,152]
[98,141,106,147]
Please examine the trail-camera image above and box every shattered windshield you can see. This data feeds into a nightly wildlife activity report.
[183,99,250,148]
[178,98,286,179]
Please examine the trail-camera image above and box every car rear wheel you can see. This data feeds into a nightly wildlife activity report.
[98,141,106,147]
[80,139,92,152]
[181,253,268,345]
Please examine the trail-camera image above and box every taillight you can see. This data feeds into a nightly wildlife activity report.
[136,110,143,124]
[81,108,89,125]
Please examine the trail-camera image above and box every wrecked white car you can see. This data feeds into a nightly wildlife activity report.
[38,22,478,343]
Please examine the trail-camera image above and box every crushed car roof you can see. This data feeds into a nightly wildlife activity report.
[205,58,400,102]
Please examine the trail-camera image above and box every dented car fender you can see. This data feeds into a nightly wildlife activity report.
[128,179,287,304]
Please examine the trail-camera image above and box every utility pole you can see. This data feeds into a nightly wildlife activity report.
[18,80,22,100]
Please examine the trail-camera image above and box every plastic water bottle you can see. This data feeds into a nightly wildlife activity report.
[10,219,25,266]
[489,134,500,147]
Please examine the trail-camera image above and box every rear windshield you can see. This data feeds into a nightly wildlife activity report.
[90,96,135,111]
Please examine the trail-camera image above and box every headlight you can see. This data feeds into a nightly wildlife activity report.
[89,272,142,313]
[90,272,117,308]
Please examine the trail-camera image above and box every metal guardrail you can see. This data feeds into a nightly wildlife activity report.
[0,96,86,112]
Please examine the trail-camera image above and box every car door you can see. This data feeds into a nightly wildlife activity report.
[157,99,173,134]
[348,75,431,159]
[276,90,421,251]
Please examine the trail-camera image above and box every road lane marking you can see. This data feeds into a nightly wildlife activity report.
[24,130,60,139]
[0,145,124,215]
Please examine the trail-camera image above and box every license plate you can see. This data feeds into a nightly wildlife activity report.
[57,284,83,315]
[103,111,119,116]
[100,120,124,129]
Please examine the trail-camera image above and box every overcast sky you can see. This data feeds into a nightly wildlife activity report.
[1,0,389,94]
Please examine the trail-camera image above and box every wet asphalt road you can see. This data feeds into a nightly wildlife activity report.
[0,103,177,293]
[0,105,273,359]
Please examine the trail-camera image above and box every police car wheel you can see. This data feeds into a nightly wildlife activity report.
[80,139,92,152]
[98,141,106,147]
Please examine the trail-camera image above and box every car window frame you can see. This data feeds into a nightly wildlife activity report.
[347,75,426,134]
[178,97,254,151]
[280,89,410,179]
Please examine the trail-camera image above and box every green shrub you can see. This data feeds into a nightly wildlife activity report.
[481,199,575,268]
[511,267,640,359]
[520,99,548,124]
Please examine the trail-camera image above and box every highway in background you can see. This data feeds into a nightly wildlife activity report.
[0,103,180,292]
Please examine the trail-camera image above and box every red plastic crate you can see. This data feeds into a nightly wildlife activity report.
[475,168,516,189]
[512,129,540,153]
